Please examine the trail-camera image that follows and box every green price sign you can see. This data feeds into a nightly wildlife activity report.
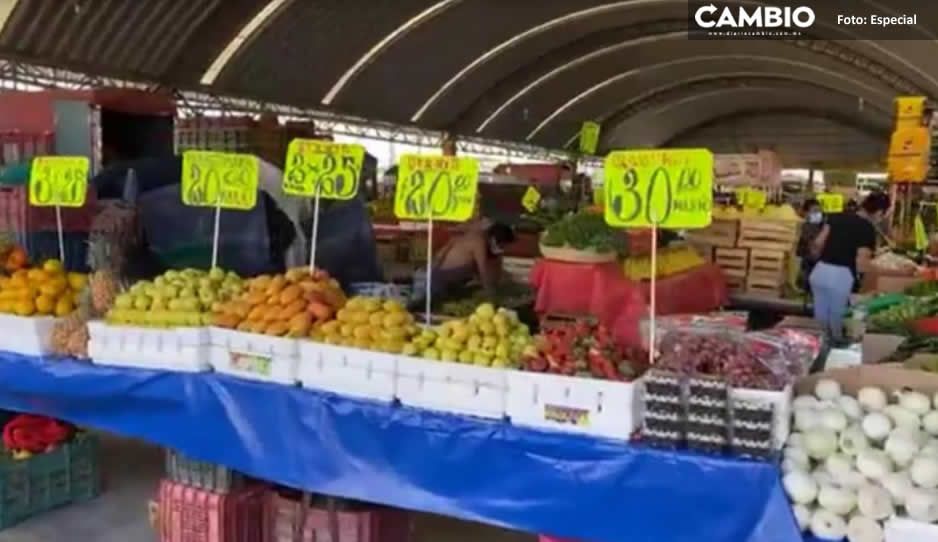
[29,156,89,207]
[283,140,364,199]
[603,149,714,229]
[181,151,259,210]
[394,155,479,222]
[738,187,767,210]
[521,186,541,212]
[579,121,600,155]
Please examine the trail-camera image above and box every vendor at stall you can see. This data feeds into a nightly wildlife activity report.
[409,222,515,310]
[796,198,824,291]
[809,192,890,344]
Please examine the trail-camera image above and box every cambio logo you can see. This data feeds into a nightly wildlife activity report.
[695,3,815,29]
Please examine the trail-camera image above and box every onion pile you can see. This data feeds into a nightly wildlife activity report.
[783,379,938,541]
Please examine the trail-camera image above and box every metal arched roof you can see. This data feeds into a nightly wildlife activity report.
[1,0,936,158]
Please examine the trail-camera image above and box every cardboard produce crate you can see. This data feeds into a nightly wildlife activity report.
[737,219,799,252]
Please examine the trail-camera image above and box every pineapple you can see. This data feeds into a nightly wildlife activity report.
[86,235,121,316]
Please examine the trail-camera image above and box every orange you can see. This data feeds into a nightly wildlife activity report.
[39,278,66,297]
[66,272,87,291]
[53,297,73,317]
[8,274,27,289]
[14,298,35,317]
[26,268,49,283]
[35,295,55,315]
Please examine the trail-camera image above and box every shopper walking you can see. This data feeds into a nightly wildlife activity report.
[809,192,890,344]
[796,198,824,292]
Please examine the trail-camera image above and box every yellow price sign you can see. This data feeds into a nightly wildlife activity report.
[603,149,713,229]
[817,193,844,213]
[579,121,601,155]
[521,186,541,212]
[29,156,89,207]
[283,140,364,199]
[915,215,928,251]
[181,151,259,210]
[738,187,766,210]
[394,155,479,222]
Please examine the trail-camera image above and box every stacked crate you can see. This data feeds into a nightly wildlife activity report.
[267,492,411,542]
[687,218,799,296]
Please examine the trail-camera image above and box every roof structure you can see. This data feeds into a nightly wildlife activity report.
[1,0,936,166]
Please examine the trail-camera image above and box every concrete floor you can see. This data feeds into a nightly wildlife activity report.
[0,435,533,542]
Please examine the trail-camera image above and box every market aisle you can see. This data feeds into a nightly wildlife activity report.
[0,434,533,542]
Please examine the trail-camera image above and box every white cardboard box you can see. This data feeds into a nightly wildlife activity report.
[885,517,938,542]
[298,342,397,402]
[88,321,210,372]
[395,356,507,419]
[0,313,59,356]
[730,384,793,450]
[506,370,643,440]
[209,328,298,385]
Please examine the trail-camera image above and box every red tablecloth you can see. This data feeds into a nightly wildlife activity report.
[639,263,729,316]
[529,261,729,345]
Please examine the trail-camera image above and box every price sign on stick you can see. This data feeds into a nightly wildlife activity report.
[603,149,714,229]
[283,140,364,199]
[282,140,364,273]
[579,121,601,155]
[394,155,479,221]
[738,188,766,211]
[393,154,479,325]
[29,156,89,207]
[603,148,714,368]
[29,156,90,265]
[181,151,259,210]
[181,151,259,269]
[521,186,541,212]
[817,193,844,214]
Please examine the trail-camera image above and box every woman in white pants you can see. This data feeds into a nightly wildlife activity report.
[809,192,890,344]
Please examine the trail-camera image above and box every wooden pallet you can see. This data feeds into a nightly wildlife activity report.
[748,249,787,275]
[685,219,738,248]
[737,219,799,252]
[714,248,749,279]
[746,272,786,296]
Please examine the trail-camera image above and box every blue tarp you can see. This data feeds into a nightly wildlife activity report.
[0,354,802,542]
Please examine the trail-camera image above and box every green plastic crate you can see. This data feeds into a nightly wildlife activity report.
[0,433,100,529]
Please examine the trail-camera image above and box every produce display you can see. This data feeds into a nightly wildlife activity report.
[623,245,705,281]
[313,296,417,353]
[212,268,345,337]
[868,295,938,333]
[106,268,244,328]
[656,327,802,390]
[872,252,919,274]
[906,281,938,297]
[438,281,534,318]
[523,319,645,380]
[402,303,535,367]
[0,259,86,317]
[783,379,938,540]
[540,210,625,254]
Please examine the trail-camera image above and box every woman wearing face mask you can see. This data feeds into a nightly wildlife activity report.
[809,191,891,344]
[409,222,515,310]
[797,199,824,291]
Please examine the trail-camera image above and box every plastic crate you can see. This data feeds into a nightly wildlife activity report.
[0,433,100,529]
[267,492,411,542]
[158,479,265,542]
[165,450,244,494]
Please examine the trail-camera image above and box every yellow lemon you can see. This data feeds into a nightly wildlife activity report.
[42,259,64,273]
[35,295,55,315]
[67,272,88,291]
[14,299,35,317]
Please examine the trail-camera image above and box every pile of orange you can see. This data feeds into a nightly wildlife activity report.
[212,267,346,337]
[0,260,87,317]
[2,246,27,273]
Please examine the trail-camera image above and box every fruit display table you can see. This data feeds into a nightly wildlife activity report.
[0,353,801,542]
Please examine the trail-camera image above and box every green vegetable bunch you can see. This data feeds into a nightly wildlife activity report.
[541,211,625,254]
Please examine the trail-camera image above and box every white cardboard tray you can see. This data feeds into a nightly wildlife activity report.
[208,327,298,385]
[0,313,59,356]
[87,321,209,372]
[395,356,507,419]
[298,342,397,402]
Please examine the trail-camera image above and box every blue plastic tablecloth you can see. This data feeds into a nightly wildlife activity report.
[0,354,801,542]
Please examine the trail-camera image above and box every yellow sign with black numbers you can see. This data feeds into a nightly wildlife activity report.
[394,155,479,222]
[579,121,600,155]
[603,149,713,229]
[283,140,364,199]
[29,156,89,207]
[817,193,844,214]
[521,186,541,212]
[181,151,259,210]
[737,187,766,211]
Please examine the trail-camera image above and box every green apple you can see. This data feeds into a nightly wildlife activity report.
[133,295,152,311]
[423,348,440,361]
[114,294,133,310]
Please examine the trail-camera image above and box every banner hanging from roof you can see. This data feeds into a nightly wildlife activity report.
[712,151,781,187]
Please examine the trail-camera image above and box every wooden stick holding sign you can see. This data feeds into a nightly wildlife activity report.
[393,154,480,325]
[603,148,715,366]
[181,151,259,269]
[28,156,91,267]
[283,140,365,273]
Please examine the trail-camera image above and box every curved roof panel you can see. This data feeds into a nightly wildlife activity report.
[0,0,935,160]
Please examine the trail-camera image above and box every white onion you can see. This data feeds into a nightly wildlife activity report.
[855,450,893,480]
[816,379,842,401]
[793,504,812,532]
[922,411,938,436]
[804,428,839,460]
[910,455,938,488]
[905,487,938,522]
[794,395,820,410]
[846,515,883,542]
[839,425,870,457]
[883,405,921,431]
[795,408,821,432]
[783,470,818,504]
[838,396,863,420]
[787,432,805,449]
[820,408,849,432]
[899,391,932,416]
[825,453,854,480]
[818,484,857,515]
[858,387,887,411]
[810,509,847,540]
[885,429,921,467]
[861,413,892,441]
[856,485,893,520]
[785,447,811,469]
[880,470,913,506]
[812,469,835,487]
